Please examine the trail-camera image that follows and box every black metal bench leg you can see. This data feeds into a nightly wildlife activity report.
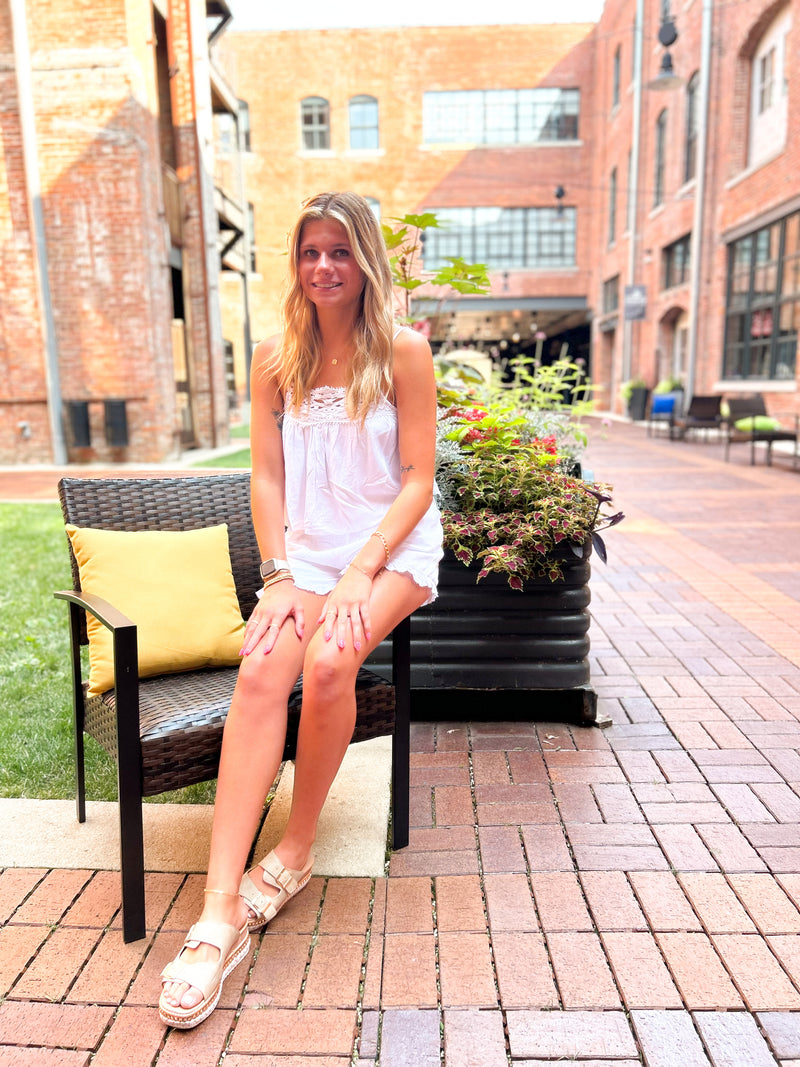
[67,602,87,823]
[391,614,411,850]
[114,626,146,943]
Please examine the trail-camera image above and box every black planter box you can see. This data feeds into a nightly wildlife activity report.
[367,544,597,724]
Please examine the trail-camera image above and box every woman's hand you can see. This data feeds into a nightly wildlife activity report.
[318,567,374,651]
[240,581,305,656]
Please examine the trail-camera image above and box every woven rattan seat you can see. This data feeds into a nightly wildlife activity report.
[55,473,410,943]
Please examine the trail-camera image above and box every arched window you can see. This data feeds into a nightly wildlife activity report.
[349,95,379,149]
[300,96,330,150]
[749,7,790,166]
[684,72,699,183]
[653,109,667,207]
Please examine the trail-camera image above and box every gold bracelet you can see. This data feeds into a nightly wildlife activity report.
[347,561,374,580]
[370,530,390,562]
[263,570,293,590]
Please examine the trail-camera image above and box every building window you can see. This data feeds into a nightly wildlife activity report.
[608,167,617,246]
[349,95,379,149]
[602,275,620,314]
[758,47,775,113]
[365,196,380,219]
[422,206,576,270]
[247,202,256,272]
[612,45,621,109]
[723,210,799,380]
[626,148,633,232]
[300,96,330,150]
[684,72,698,183]
[423,88,580,145]
[653,109,667,207]
[749,9,790,166]
[239,99,251,151]
[663,233,691,289]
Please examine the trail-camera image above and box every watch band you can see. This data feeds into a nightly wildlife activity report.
[260,557,291,580]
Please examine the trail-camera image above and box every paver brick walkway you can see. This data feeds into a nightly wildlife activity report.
[2,419,800,1064]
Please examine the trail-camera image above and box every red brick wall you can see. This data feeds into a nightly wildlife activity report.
[0,0,231,463]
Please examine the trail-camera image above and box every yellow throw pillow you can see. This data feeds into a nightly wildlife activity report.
[65,523,245,697]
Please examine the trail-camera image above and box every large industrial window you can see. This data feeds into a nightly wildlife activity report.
[423,88,580,145]
[422,206,576,270]
[300,96,330,150]
[723,210,800,380]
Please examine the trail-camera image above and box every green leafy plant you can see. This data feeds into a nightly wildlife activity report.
[442,451,623,588]
[435,388,623,588]
[654,376,683,394]
[619,378,648,403]
[382,212,490,322]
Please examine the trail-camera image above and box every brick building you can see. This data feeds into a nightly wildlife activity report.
[0,0,251,464]
[221,1,800,418]
[593,0,800,417]
[4,2,798,466]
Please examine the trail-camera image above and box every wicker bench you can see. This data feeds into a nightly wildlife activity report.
[55,472,410,943]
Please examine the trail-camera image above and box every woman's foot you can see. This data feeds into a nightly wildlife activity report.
[240,843,314,931]
[160,889,250,1016]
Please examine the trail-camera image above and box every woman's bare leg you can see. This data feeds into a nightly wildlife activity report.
[275,571,428,871]
[161,588,326,1010]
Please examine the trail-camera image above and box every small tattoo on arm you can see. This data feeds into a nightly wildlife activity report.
[400,464,415,474]
[271,409,284,429]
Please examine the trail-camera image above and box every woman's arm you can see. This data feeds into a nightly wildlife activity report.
[349,327,437,576]
[241,336,306,653]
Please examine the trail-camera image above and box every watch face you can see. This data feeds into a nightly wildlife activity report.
[260,559,288,579]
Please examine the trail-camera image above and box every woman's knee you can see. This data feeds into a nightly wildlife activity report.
[300,647,358,705]
[233,654,297,718]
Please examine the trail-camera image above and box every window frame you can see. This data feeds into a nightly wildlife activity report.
[684,72,698,183]
[422,88,580,145]
[653,109,667,207]
[723,210,799,381]
[300,96,330,151]
[349,94,379,150]
[608,167,617,246]
[421,205,577,271]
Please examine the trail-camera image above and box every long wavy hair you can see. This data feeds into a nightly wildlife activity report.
[271,191,395,421]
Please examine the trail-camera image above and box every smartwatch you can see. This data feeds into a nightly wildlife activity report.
[260,558,290,580]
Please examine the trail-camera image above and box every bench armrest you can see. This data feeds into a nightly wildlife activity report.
[53,589,139,717]
[54,589,136,631]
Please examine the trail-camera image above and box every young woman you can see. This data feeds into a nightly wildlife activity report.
[159,191,443,1028]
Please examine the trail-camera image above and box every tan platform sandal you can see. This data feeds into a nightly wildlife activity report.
[239,850,314,932]
[158,891,250,1030]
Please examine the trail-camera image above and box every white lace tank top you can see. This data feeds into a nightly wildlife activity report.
[281,385,442,603]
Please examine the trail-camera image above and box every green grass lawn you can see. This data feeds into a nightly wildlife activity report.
[193,447,252,468]
[0,503,215,804]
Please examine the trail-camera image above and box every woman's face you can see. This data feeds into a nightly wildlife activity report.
[297,218,366,314]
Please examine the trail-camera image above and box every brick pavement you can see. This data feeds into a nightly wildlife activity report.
[2,420,800,1064]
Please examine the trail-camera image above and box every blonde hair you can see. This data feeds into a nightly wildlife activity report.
[272,191,395,421]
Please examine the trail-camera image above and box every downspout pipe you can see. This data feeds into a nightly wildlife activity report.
[10,0,67,464]
[685,0,713,404]
[620,0,644,401]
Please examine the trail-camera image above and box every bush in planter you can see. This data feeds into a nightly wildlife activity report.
[435,387,624,589]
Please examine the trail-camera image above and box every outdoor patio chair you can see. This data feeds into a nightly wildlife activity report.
[54,472,410,943]
[647,392,680,438]
[673,394,722,440]
[724,394,799,467]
